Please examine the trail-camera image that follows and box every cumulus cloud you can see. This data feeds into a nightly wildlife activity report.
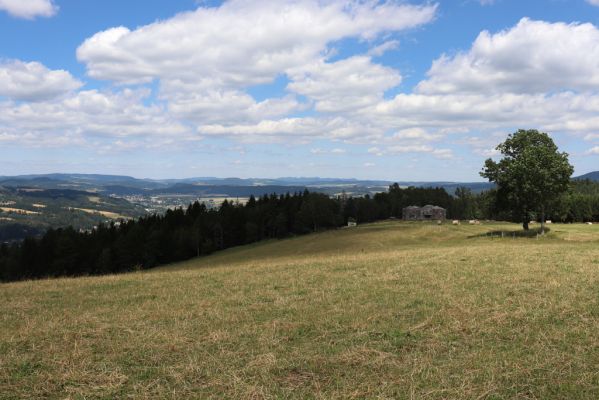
[0,60,83,101]
[5,5,599,169]
[198,116,384,143]
[416,18,599,95]
[587,0,599,6]
[75,0,435,125]
[368,143,454,159]
[287,56,401,113]
[371,92,599,135]
[0,0,57,19]
[367,40,400,57]
[164,88,303,124]
[388,20,599,141]
[311,147,346,154]
[77,1,436,85]
[584,133,599,141]
[392,128,441,141]
[586,146,599,155]
[0,88,189,148]
[362,127,450,158]
[170,17,599,149]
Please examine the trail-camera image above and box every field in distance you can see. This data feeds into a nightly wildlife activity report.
[2,221,599,399]
[0,187,146,242]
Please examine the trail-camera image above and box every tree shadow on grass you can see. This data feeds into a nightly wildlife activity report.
[468,227,550,239]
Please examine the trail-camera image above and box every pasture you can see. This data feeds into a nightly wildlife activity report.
[1,221,599,399]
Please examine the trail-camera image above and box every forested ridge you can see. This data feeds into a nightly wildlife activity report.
[1,182,599,282]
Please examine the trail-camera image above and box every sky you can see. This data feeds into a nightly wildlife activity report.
[1,0,599,181]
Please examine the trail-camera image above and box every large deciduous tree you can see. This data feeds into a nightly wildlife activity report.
[481,129,574,232]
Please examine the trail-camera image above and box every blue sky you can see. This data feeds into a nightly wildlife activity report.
[1,0,599,181]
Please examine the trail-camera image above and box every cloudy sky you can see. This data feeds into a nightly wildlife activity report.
[1,0,599,181]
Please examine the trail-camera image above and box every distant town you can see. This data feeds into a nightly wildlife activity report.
[117,194,250,213]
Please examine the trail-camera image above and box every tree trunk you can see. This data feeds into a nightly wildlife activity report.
[523,211,529,230]
[540,205,546,235]
[523,220,529,230]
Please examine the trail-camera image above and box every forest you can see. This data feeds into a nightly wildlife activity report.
[1,181,599,282]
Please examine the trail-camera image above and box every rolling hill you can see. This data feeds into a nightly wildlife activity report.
[2,221,599,398]
[0,173,494,196]
[0,187,146,241]
[574,171,599,181]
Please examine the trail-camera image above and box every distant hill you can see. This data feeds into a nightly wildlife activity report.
[0,186,146,242]
[574,171,599,182]
[0,173,167,191]
[0,173,493,196]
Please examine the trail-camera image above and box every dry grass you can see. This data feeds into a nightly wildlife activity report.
[67,208,126,219]
[0,207,40,215]
[2,221,599,399]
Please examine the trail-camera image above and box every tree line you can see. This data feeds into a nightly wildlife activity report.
[0,186,453,282]
[1,179,598,282]
[444,179,599,224]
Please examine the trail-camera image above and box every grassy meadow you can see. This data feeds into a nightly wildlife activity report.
[2,221,599,399]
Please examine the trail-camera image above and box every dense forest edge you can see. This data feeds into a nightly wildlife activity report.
[2,180,599,282]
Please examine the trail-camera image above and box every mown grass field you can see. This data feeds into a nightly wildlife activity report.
[2,221,599,399]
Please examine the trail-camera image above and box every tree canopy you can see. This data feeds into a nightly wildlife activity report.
[480,129,574,231]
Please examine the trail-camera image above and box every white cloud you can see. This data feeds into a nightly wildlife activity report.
[0,89,189,148]
[390,145,453,159]
[431,148,454,159]
[287,56,401,113]
[6,7,599,170]
[388,144,436,153]
[0,0,57,19]
[77,0,436,86]
[457,134,504,157]
[198,116,384,143]
[371,92,599,135]
[164,88,303,124]
[311,147,346,154]
[0,60,83,101]
[76,1,435,127]
[586,0,599,6]
[476,148,500,157]
[416,18,599,95]
[584,133,599,141]
[368,147,383,156]
[586,146,599,155]
[392,128,441,141]
[367,40,400,57]
[367,143,453,159]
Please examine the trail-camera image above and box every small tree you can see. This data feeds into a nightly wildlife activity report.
[480,129,573,233]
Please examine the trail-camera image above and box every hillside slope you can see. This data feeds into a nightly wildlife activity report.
[2,221,599,399]
[0,187,146,241]
[575,171,599,181]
